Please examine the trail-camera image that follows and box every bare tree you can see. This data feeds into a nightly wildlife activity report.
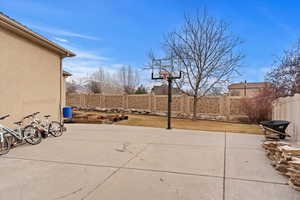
[135,84,148,94]
[164,10,244,119]
[91,67,105,83]
[86,80,102,93]
[86,67,105,94]
[76,77,89,92]
[265,40,300,97]
[66,80,79,94]
[207,85,227,96]
[70,67,123,94]
[241,86,276,122]
[118,65,140,94]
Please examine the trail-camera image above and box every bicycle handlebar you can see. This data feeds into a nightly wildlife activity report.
[33,112,40,116]
[23,112,40,120]
[23,114,32,119]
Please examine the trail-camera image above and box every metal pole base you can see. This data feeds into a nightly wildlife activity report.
[167,78,172,130]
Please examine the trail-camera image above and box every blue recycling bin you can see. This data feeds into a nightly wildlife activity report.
[63,107,73,118]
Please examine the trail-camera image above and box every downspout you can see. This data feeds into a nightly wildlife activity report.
[59,57,63,124]
[59,53,70,124]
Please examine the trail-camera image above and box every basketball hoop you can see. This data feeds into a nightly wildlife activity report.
[160,71,170,80]
[150,57,183,130]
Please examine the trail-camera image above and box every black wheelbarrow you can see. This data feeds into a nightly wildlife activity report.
[260,120,290,139]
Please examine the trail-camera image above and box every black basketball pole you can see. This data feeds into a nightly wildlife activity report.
[167,77,172,129]
[151,71,182,130]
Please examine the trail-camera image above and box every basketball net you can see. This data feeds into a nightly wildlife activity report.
[160,71,170,80]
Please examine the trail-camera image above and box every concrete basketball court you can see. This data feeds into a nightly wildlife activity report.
[0,124,299,200]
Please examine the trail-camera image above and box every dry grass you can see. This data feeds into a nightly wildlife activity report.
[74,111,263,135]
[116,114,263,135]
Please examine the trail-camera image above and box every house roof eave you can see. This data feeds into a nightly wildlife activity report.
[0,13,76,58]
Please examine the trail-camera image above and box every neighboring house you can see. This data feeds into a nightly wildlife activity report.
[228,81,270,97]
[0,13,75,127]
[151,84,181,95]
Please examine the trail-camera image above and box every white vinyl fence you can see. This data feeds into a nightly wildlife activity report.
[272,94,300,143]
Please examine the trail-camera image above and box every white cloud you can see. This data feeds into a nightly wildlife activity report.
[63,57,124,80]
[25,23,129,82]
[75,50,108,60]
[29,24,100,40]
[54,37,69,43]
[53,42,108,61]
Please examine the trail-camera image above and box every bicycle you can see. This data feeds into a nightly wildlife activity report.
[0,114,42,155]
[29,112,63,137]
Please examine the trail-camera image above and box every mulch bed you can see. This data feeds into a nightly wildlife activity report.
[64,111,128,124]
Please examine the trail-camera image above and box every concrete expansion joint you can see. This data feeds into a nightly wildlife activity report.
[80,144,149,200]
[223,130,227,200]
[2,156,120,169]
[147,142,225,149]
[119,167,223,179]
[3,155,289,186]
[54,187,83,200]
[226,177,288,186]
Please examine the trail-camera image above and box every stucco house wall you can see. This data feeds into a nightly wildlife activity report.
[0,13,75,127]
[228,82,270,97]
[229,88,260,97]
[272,94,300,144]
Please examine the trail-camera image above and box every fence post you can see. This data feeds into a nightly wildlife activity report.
[80,94,84,107]
[153,94,157,113]
[225,96,231,121]
[219,96,225,117]
[85,94,88,107]
[148,94,152,111]
[98,94,102,108]
[87,94,89,107]
[219,95,229,120]
[102,95,106,108]
[123,94,128,109]
[180,95,184,114]
[122,94,126,109]
[186,95,191,115]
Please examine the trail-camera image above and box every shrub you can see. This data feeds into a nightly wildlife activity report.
[241,87,276,123]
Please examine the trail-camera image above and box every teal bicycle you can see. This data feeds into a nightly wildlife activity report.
[0,114,42,155]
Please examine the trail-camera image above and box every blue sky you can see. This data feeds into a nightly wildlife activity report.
[1,0,300,83]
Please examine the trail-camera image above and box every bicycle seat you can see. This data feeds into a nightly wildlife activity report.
[13,121,22,125]
[44,115,51,118]
[0,114,10,120]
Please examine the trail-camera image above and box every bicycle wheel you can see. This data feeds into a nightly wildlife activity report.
[48,121,63,137]
[23,125,42,145]
[0,134,11,155]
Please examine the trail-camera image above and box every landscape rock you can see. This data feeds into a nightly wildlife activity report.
[262,141,300,191]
